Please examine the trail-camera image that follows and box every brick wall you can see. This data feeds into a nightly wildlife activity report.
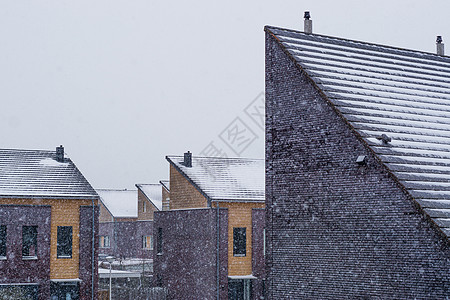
[99,201,113,223]
[169,164,208,209]
[0,198,96,280]
[265,32,450,299]
[113,221,137,259]
[79,205,99,300]
[154,208,228,300]
[162,185,170,211]
[98,222,114,256]
[214,202,265,276]
[0,205,51,299]
[252,208,265,299]
[135,220,153,259]
[137,189,158,220]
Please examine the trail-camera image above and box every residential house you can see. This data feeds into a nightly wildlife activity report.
[97,185,161,262]
[153,153,265,300]
[0,146,99,300]
[159,180,170,211]
[265,19,450,299]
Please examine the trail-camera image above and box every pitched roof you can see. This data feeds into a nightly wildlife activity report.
[135,184,163,210]
[0,148,98,199]
[160,180,170,192]
[166,155,265,202]
[266,26,450,239]
[96,189,137,218]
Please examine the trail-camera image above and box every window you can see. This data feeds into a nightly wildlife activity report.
[22,226,37,257]
[142,235,153,250]
[143,200,147,213]
[228,279,252,300]
[0,225,6,257]
[57,226,72,258]
[99,235,110,248]
[157,228,162,254]
[263,228,266,257]
[233,227,246,257]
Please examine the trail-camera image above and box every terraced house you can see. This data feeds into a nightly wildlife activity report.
[97,185,161,261]
[154,153,265,300]
[265,17,450,299]
[0,146,99,300]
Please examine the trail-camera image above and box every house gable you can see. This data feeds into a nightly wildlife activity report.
[265,26,450,240]
[265,29,450,298]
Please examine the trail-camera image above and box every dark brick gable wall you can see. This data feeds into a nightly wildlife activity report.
[265,31,450,299]
[99,221,153,259]
[0,205,51,299]
[79,205,99,300]
[98,222,114,256]
[153,208,228,300]
[252,208,266,299]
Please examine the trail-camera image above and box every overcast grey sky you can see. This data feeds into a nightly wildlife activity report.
[1,1,450,189]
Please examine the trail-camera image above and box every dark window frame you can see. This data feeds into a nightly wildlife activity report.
[99,235,110,248]
[157,227,163,254]
[22,225,38,258]
[0,225,6,257]
[142,235,152,250]
[57,226,73,259]
[233,227,247,257]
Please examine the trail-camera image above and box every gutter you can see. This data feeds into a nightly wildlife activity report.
[212,200,220,300]
[91,198,96,300]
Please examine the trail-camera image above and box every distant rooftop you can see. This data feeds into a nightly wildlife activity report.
[160,180,170,192]
[0,148,98,199]
[97,189,137,218]
[136,184,163,210]
[166,155,264,202]
[266,26,450,238]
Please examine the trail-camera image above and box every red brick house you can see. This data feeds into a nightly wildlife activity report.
[265,21,450,299]
[153,153,265,300]
[0,146,99,300]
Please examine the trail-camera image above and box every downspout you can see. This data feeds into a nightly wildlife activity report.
[215,201,220,300]
[91,199,95,300]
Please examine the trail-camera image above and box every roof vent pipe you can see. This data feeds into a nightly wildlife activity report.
[437,36,445,56]
[304,11,312,34]
[56,145,64,162]
[184,151,192,167]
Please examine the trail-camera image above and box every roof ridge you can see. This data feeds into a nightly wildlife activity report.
[166,155,264,161]
[0,148,55,153]
[264,25,450,61]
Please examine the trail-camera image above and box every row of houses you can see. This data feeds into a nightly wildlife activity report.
[96,153,266,299]
[0,146,266,299]
[1,16,450,299]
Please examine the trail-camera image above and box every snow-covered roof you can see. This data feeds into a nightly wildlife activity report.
[266,26,450,239]
[98,268,141,279]
[160,180,170,192]
[166,155,264,202]
[96,189,137,218]
[0,148,98,199]
[135,184,162,211]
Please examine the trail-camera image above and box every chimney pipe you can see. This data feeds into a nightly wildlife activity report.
[184,151,192,168]
[56,145,64,162]
[304,11,312,34]
[437,36,445,56]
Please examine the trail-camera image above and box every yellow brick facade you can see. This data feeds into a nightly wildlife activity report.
[162,185,170,211]
[169,163,265,276]
[137,189,158,220]
[99,201,113,223]
[214,202,265,276]
[169,164,208,209]
[0,198,97,279]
